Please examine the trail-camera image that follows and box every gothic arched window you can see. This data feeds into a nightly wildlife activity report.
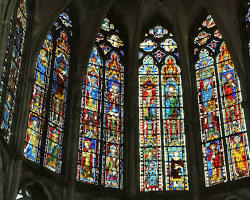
[138,25,189,192]
[24,11,72,173]
[0,0,28,142]
[77,18,125,189]
[193,15,250,187]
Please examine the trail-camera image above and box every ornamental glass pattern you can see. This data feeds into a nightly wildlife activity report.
[24,12,72,173]
[77,18,124,189]
[193,15,250,187]
[0,0,27,142]
[139,25,189,192]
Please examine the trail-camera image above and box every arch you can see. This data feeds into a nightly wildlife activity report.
[77,17,125,189]
[192,14,250,187]
[24,10,73,173]
[16,180,54,200]
[138,23,189,192]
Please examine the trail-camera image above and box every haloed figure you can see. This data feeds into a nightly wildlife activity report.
[81,139,95,182]
[208,142,222,182]
[105,144,119,187]
[232,135,248,177]
[24,118,40,161]
[171,151,184,188]
[166,84,178,119]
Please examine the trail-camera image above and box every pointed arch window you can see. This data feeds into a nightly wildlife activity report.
[23,11,72,173]
[77,18,124,189]
[193,15,250,187]
[138,25,189,191]
[0,0,28,142]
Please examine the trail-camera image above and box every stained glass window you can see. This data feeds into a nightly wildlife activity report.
[77,18,124,189]
[193,15,250,187]
[139,25,189,191]
[24,11,72,173]
[0,0,27,142]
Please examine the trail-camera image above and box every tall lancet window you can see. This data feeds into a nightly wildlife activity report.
[0,0,28,142]
[24,11,72,173]
[77,18,125,189]
[193,15,250,187]
[138,25,189,192]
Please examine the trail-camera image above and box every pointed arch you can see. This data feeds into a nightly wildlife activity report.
[193,15,250,187]
[24,10,73,173]
[138,23,189,192]
[0,0,28,142]
[77,17,125,189]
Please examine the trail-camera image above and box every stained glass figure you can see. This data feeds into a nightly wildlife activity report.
[0,0,27,142]
[24,11,72,174]
[193,15,250,187]
[77,18,125,189]
[139,25,189,192]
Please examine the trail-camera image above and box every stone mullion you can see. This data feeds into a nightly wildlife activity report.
[126,2,143,196]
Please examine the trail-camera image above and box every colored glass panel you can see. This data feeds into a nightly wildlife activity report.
[102,52,124,188]
[140,39,157,52]
[24,33,53,162]
[193,15,250,187]
[77,47,103,184]
[216,43,250,180]
[139,56,162,192]
[0,0,27,142]
[162,56,188,191]
[153,50,166,63]
[139,25,189,192]
[160,38,177,52]
[77,18,125,189]
[194,31,211,46]
[149,25,168,38]
[195,49,227,186]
